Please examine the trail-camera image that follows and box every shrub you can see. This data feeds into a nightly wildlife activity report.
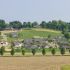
[42,48,46,56]
[0,32,1,35]
[32,49,36,56]
[10,47,15,56]
[51,48,56,55]
[69,49,70,53]
[22,49,25,55]
[0,46,5,56]
[60,48,65,55]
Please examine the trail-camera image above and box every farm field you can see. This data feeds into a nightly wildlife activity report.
[0,56,70,70]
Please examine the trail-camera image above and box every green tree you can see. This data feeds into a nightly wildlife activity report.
[40,21,46,28]
[27,22,32,28]
[51,48,56,55]
[32,21,38,28]
[51,20,58,30]
[9,21,22,29]
[10,47,15,56]
[23,22,27,28]
[0,46,5,56]
[22,49,25,55]
[57,20,66,31]
[60,48,65,56]
[62,26,69,34]
[0,32,1,35]
[0,19,6,30]
[32,49,36,56]
[42,48,46,56]
[44,20,68,31]
[64,32,70,40]
[69,49,70,53]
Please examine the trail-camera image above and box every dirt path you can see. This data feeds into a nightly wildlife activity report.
[0,56,70,70]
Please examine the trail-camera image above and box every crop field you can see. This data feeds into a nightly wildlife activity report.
[0,56,70,70]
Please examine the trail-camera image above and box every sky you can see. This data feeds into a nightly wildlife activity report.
[0,0,70,23]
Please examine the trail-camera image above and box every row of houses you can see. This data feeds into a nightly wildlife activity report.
[23,38,44,49]
[0,36,70,49]
[23,38,59,49]
[0,41,22,48]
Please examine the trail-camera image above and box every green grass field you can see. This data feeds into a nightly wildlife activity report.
[5,28,62,42]
[7,28,61,41]
[61,65,70,70]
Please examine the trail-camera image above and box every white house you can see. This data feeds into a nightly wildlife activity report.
[0,41,9,47]
[13,41,23,48]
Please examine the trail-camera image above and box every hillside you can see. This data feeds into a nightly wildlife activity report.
[6,28,62,42]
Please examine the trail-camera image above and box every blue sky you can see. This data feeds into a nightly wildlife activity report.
[0,0,70,22]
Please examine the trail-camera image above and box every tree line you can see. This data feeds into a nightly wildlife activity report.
[0,19,70,31]
[0,46,69,56]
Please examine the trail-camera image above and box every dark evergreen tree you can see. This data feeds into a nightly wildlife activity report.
[60,48,65,56]
[22,49,25,55]
[0,46,5,56]
[51,48,56,55]
[69,49,70,53]
[10,47,15,56]
[42,48,46,56]
[32,49,36,56]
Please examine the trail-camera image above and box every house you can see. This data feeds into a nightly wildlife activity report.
[59,42,70,49]
[11,32,18,38]
[24,44,37,49]
[13,41,23,48]
[24,38,33,45]
[45,45,50,48]
[0,41,9,47]
[23,38,48,48]
[33,38,46,43]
